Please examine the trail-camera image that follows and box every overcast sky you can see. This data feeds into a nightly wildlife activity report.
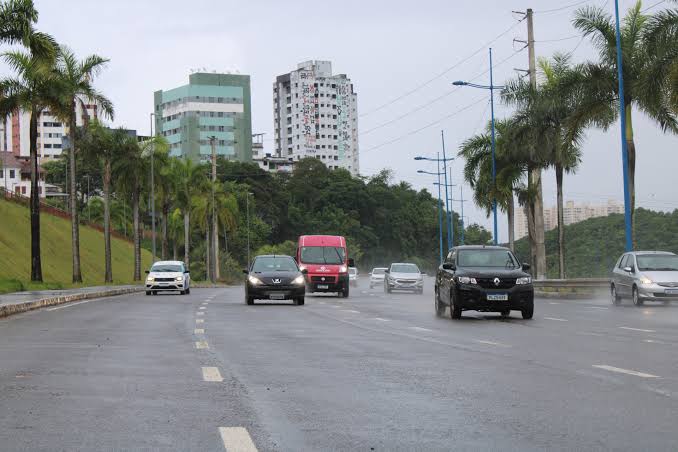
[26,0,678,242]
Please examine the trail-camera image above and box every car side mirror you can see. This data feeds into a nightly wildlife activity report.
[442,263,455,270]
[301,269,308,274]
[522,263,531,271]
[623,266,634,273]
[242,269,249,274]
[145,270,150,274]
[348,258,355,267]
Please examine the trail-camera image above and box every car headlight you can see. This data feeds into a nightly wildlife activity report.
[175,276,184,282]
[339,265,348,273]
[516,276,532,285]
[248,275,262,285]
[293,275,306,285]
[457,276,477,284]
[639,276,653,285]
[146,276,154,282]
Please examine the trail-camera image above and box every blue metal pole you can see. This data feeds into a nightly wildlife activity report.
[448,166,455,246]
[489,47,498,246]
[460,185,465,245]
[614,0,633,252]
[441,130,452,251]
[437,153,443,264]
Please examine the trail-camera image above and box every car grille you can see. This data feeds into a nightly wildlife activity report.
[396,279,418,284]
[653,292,678,298]
[657,282,678,288]
[261,277,292,285]
[154,277,176,282]
[475,278,516,289]
[311,276,336,283]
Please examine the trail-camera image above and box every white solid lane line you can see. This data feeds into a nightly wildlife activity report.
[548,302,561,305]
[218,427,258,452]
[47,300,94,311]
[373,317,390,322]
[592,364,660,379]
[194,329,205,334]
[201,367,223,382]
[544,317,568,322]
[197,312,205,316]
[196,319,205,324]
[619,326,656,333]
[474,339,511,348]
[408,326,433,332]
[586,306,609,310]
[195,341,209,349]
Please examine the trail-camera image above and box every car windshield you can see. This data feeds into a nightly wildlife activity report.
[300,246,346,264]
[391,264,420,273]
[636,255,678,271]
[372,268,386,275]
[457,249,520,268]
[251,256,299,272]
[151,264,183,272]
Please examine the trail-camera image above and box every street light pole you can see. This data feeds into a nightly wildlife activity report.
[246,192,252,269]
[489,47,498,246]
[436,153,443,264]
[150,112,156,263]
[209,136,217,283]
[614,0,633,251]
[440,131,452,252]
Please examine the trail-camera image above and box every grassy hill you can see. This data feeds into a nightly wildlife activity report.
[0,198,152,293]
[513,208,678,279]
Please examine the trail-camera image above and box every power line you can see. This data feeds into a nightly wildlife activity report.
[536,35,580,43]
[642,0,666,12]
[534,0,591,14]
[359,17,526,118]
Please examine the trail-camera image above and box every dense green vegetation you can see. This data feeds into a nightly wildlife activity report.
[513,209,678,279]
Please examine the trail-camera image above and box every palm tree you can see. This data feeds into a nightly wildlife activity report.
[641,3,678,115]
[0,0,56,58]
[150,138,171,260]
[52,45,113,283]
[572,1,678,245]
[459,119,525,251]
[172,158,206,270]
[113,135,146,281]
[504,54,585,278]
[0,48,58,282]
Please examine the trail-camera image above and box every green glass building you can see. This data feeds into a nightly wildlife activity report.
[154,73,252,162]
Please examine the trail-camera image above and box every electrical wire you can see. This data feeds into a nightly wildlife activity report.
[641,0,667,12]
[536,35,581,43]
[534,0,591,14]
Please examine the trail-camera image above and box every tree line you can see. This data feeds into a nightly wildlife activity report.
[459,1,678,278]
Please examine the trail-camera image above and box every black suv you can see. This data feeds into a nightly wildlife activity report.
[435,245,534,319]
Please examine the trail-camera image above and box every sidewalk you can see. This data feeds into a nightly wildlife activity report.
[0,285,142,319]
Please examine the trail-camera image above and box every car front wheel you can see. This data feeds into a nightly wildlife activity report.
[632,286,644,306]
[611,284,621,305]
[521,302,534,319]
[435,290,445,317]
[296,297,305,306]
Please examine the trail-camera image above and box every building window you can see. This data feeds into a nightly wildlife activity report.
[334,156,338,160]
[21,186,26,194]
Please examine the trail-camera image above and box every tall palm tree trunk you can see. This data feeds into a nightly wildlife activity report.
[173,239,178,261]
[507,193,515,252]
[526,170,537,272]
[205,223,211,281]
[103,158,112,283]
[556,164,565,279]
[625,105,636,249]
[68,108,82,283]
[29,109,42,282]
[161,202,169,260]
[183,212,190,269]
[213,212,219,280]
[132,185,141,281]
[532,168,546,280]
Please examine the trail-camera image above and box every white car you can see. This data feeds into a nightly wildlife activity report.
[349,267,359,286]
[145,260,191,295]
[369,267,388,289]
[384,263,424,294]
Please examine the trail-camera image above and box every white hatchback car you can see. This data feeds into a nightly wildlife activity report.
[369,267,388,289]
[145,260,191,295]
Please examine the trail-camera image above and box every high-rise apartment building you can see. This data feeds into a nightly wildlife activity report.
[154,73,252,162]
[273,60,359,175]
[515,200,625,239]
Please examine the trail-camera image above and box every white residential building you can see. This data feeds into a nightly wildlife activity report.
[0,152,58,198]
[515,200,625,239]
[273,60,359,175]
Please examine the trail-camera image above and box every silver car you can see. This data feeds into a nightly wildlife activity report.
[369,267,388,288]
[611,251,678,306]
[385,263,424,294]
[145,260,191,295]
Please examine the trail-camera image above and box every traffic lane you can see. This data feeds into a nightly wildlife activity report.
[208,286,678,451]
[0,289,268,452]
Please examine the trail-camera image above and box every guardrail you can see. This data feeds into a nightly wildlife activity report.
[533,278,610,299]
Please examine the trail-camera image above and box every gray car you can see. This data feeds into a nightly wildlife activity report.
[611,251,678,306]
[384,262,424,294]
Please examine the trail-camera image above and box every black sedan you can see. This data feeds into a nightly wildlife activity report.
[244,255,307,305]
[435,245,534,319]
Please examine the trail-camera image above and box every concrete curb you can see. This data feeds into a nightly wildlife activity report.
[0,286,144,319]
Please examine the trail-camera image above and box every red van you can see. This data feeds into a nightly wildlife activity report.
[297,235,353,297]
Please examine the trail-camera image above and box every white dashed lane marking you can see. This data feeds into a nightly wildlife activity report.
[218,427,258,452]
[619,326,656,333]
[195,341,209,349]
[373,318,390,322]
[474,339,511,348]
[197,312,205,316]
[199,306,207,310]
[544,317,568,322]
[341,310,360,313]
[408,326,433,332]
[201,367,223,382]
[592,364,660,379]
[196,319,205,324]
[194,328,205,334]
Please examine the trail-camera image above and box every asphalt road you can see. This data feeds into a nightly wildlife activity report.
[2,277,678,451]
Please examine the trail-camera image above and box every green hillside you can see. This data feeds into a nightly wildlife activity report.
[513,209,678,279]
[0,198,152,293]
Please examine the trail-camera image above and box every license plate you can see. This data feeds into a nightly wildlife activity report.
[487,294,508,301]
[665,289,678,295]
[317,284,329,289]
[270,293,285,300]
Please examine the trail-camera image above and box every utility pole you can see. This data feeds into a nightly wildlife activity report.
[150,113,156,264]
[452,185,467,245]
[209,136,218,283]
